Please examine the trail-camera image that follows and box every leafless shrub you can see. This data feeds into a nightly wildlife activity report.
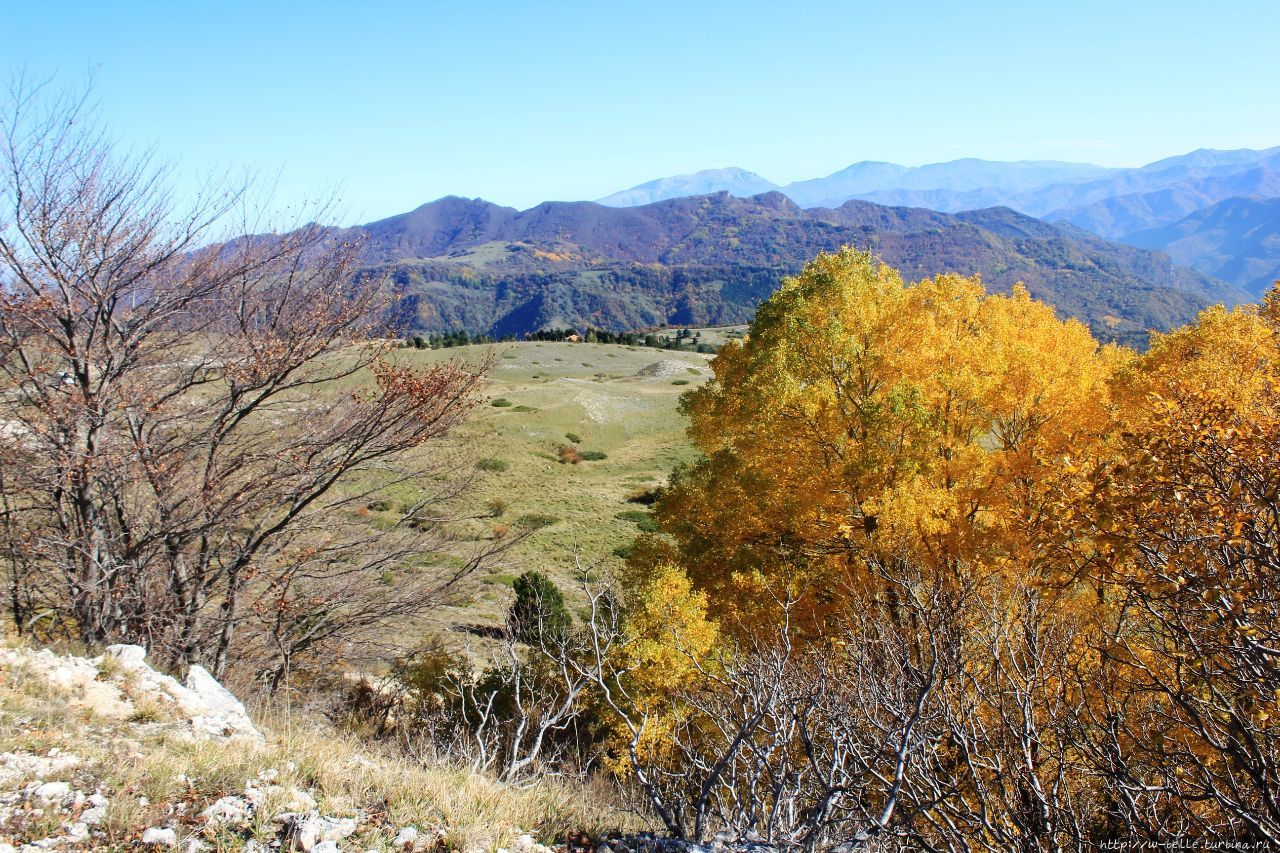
[341,567,607,786]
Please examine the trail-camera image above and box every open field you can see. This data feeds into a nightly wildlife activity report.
[679,325,748,348]
[375,341,713,626]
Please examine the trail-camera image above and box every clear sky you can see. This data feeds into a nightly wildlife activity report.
[5,0,1279,223]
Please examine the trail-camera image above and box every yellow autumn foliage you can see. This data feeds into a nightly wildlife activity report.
[645,248,1115,627]
[616,249,1280,839]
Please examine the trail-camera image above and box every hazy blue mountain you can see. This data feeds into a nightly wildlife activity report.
[1136,147,1280,176]
[780,161,911,207]
[606,159,1115,211]
[1047,167,1280,238]
[598,149,1280,228]
[856,185,1039,212]
[597,168,778,207]
[890,158,1114,192]
[840,150,1280,215]
[1125,196,1280,296]
[1009,148,1280,217]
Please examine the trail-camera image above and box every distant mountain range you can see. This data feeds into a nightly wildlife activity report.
[597,168,779,207]
[1049,167,1280,240]
[785,160,1116,209]
[598,160,1118,210]
[598,147,1280,295]
[303,192,1244,347]
[1125,196,1280,296]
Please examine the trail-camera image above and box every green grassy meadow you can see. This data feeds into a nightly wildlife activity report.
[373,341,714,625]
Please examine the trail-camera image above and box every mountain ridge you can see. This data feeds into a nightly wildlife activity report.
[1124,196,1280,296]
[308,191,1246,348]
[597,167,779,207]
[596,148,1280,217]
[1048,167,1280,239]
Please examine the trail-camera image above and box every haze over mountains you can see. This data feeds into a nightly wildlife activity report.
[1125,196,1280,296]
[597,146,1280,297]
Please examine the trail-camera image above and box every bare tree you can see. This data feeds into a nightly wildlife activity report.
[560,562,958,849]
[0,78,505,680]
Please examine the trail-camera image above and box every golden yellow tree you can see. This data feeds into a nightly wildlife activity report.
[649,247,1115,626]
[1074,291,1280,839]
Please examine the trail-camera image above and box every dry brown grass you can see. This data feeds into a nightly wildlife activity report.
[0,637,644,850]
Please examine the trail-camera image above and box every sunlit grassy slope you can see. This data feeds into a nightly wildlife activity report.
[374,341,714,625]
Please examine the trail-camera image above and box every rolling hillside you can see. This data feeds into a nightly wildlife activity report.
[325,192,1244,348]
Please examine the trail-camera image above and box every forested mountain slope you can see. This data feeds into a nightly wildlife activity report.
[325,192,1240,347]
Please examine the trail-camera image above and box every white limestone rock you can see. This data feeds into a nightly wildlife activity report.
[394,826,421,849]
[29,781,70,804]
[280,812,359,851]
[184,665,260,742]
[200,795,253,827]
[0,750,81,789]
[510,834,556,853]
[141,826,178,847]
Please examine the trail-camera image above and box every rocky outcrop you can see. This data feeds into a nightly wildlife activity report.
[635,360,705,379]
[0,643,262,744]
[0,642,636,851]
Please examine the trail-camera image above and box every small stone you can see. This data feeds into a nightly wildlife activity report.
[81,805,106,825]
[141,826,178,847]
[510,834,555,853]
[311,843,339,853]
[282,812,359,850]
[201,795,253,827]
[105,644,148,669]
[32,781,70,803]
[394,826,420,849]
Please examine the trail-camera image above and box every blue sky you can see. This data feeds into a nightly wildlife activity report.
[5,0,1279,222]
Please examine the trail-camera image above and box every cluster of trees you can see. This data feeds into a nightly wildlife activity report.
[405,330,514,349]
[0,83,516,689]
[616,248,1280,847]
[363,248,1279,849]
[386,257,779,338]
[407,325,721,353]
